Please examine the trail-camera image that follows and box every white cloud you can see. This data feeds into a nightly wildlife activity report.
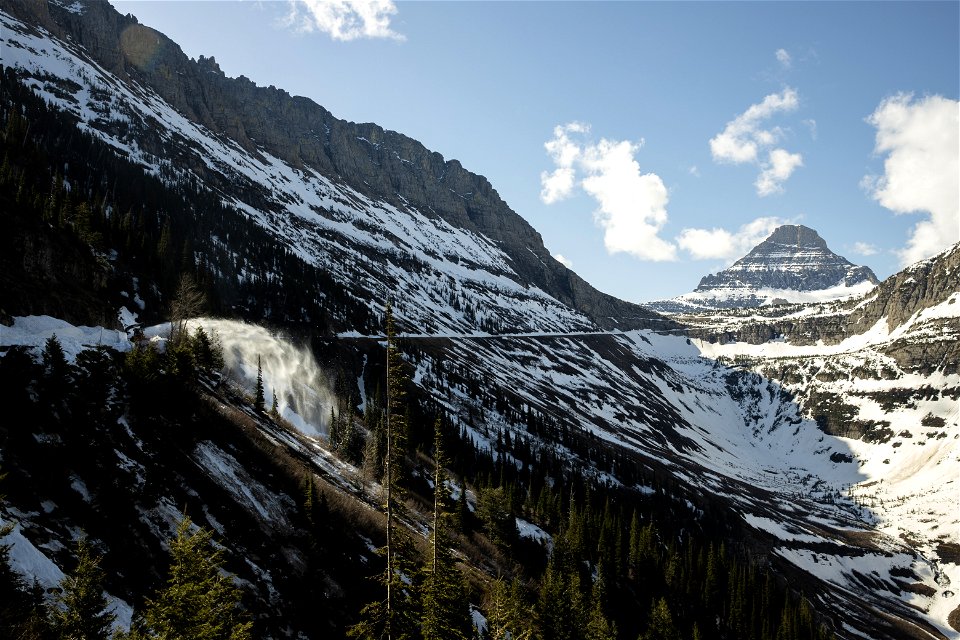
[864,94,959,265]
[553,254,573,268]
[284,0,404,41]
[852,242,878,256]
[540,122,588,204]
[802,118,817,140]
[540,124,676,261]
[677,216,784,261]
[688,165,701,177]
[709,88,803,195]
[755,148,803,196]
[710,88,798,164]
[776,48,792,68]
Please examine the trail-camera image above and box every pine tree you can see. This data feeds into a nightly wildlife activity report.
[41,333,72,406]
[421,417,472,640]
[49,538,115,640]
[254,356,265,413]
[536,563,569,640]
[329,406,342,450]
[643,597,679,640]
[138,516,252,640]
[585,569,617,640]
[486,577,533,640]
[350,303,418,640]
[455,479,471,533]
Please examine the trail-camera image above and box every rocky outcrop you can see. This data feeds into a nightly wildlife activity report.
[3,0,668,331]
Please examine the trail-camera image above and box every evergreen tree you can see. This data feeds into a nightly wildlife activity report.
[536,563,572,640]
[585,569,617,640]
[421,417,472,640]
[137,516,252,640]
[455,478,471,534]
[642,597,679,640]
[41,333,72,404]
[350,303,419,640]
[254,356,265,413]
[191,326,223,374]
[329,406,342,450]
[485,577,533,640]
[0,467,28,636]
[49,538,116,640]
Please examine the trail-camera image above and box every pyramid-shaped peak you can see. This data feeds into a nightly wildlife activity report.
[690,224,879,299]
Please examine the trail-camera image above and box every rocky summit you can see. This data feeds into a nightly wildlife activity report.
[650,224,879,313]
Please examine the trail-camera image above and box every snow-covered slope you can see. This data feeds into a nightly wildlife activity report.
[0,4,665,334]
[650,225,879,313]
[388,315,957,638]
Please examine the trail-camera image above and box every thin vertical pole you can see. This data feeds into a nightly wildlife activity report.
[385,303,392,640]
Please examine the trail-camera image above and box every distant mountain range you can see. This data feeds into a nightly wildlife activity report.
[649,224,879,313]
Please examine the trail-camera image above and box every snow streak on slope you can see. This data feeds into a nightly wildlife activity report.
[653,279,876,314]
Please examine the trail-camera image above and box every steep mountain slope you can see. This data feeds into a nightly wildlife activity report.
[0,2,957,639]
[679,244,960,638]
[650,225,879,313]
[1,0,668,334]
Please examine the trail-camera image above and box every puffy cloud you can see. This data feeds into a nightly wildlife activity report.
[852,242,878,256]
[677,216,784,261]
[540,122,588,204]
[709,88,803,196]
[710,88,798,164]
[553,254,573,268]
[864,94,959,265]
[540,123,676,261]
[755,148,803,196]
[776,48,792,68]
[284,0,404,41]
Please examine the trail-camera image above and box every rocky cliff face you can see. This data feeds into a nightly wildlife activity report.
[5,0,665,331]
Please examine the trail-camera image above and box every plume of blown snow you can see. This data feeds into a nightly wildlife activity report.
[190,319,336,437]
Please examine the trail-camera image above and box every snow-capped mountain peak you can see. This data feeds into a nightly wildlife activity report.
[650,224,879,313]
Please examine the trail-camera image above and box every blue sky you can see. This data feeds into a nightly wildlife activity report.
[111,1,959,302]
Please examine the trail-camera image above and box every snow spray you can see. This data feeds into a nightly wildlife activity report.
[189,319,335,437]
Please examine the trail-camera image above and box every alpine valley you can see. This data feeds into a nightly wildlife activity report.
[0,2,957,640]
